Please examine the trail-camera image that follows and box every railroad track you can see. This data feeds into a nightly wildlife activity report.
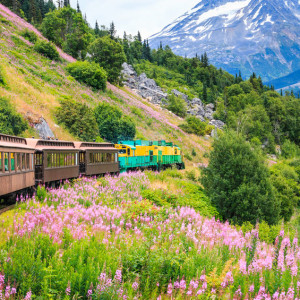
[0,204,15,215]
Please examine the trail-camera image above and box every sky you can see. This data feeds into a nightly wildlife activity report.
[69,0,199,39]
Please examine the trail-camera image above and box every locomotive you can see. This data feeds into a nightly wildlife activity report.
[0,133,184,198]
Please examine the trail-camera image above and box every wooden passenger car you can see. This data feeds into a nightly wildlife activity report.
[0,134,35,197]
[26,139,80,184]
[75,142,119,176]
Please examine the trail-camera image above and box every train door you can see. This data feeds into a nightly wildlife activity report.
[79,151,86,174]
[158,150,162,164]
[34,152,43,184]
[149,150,154,163]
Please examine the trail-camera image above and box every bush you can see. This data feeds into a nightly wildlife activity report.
[280,140,300,159]
[94,103,136,143]
[20,29,38,43]
[0,97,28,135]
[66,61,107,91]
[201,130,280,225]
[0,65,6,86]
[179,116,207,136]
[34,40,60,61]
[166,94,187,118]
[56,98,99,141]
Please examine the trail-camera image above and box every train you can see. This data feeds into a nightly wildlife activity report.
[0,133,184,198]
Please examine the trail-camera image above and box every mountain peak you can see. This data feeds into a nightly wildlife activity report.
[149,0,300,81]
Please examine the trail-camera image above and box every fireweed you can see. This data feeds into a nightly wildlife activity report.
[0,172,299,299]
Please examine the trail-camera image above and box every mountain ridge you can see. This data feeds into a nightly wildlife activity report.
[149,0,300,81]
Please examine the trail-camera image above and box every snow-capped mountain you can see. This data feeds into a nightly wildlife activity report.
[149,0,300,81]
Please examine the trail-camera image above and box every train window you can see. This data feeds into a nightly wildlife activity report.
[59,153,63,167]
[0,153,2,172]
[56,153,60,167]
[72,153,75,166]
[175,149,178,155]
[115,153,118,162]
[127,149,130,156]
[47,154,52,168]
[107,153,111,162]
[35,153,43,166]
[26,154,30,170]
[4,153,9,172]
[22,153,26,170]
[31,154,34,169]
[89,153,93,163]
[118,150,126,154]
[16,153,21,171]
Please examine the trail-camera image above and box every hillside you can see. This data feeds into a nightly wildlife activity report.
[149,0,300,81]
[265,70,300,94]
[0,4,210,165]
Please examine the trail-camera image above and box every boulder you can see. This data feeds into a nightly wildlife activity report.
[209,119,225,129]
[171,89,188,102]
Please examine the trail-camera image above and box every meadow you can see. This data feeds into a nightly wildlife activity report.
[0,170,299,299]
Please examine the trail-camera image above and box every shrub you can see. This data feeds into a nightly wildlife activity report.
[280,140,300,159]
[66,61,107,91]
[166,94,187,118]
[34,40,60,61]
[0,97,28,135]
[56,98,99,141]
[0,65,6,86]
[20,29,38,43]
[94,103,136,143]
[179,116,207,136]
[201,130,280,225]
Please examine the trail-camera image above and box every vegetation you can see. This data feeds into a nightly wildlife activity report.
[201,131,280,225]
[1,171,300,299]
[0,96,28,135]
[34,40,60,61]
[66,61,107,91]
[179,116,211,136]
[88,36,126,84]
[166,94,187,118]
[41,6,91,59]
[55,98,99,141]
[94,102,136,143]
[20,28,37,43]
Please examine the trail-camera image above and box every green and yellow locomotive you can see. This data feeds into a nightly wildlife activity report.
[115,140,185,173]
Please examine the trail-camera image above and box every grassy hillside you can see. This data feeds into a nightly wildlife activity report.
[0,4,210,167]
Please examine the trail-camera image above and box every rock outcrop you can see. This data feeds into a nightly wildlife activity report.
[122,63,167,104]
[122,63,225,129]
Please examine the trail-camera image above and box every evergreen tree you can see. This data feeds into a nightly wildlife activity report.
[202,84,207,102]
[201,130,280,225]
[203,52,209,67]
[63,0,69,7]
[137,31,142,42]
[95,20,100,35]
[76,0,81,13]
[109,21,116,39]
[280,89,283,96]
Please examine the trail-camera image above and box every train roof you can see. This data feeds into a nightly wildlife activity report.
[0,133,35,150]
[74,142,117,151]
[26,139,77,151]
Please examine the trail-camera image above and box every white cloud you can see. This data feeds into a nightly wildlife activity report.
[70,0,199,38]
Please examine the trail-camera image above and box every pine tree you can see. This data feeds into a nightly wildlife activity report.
[291,90,295,98]
[159,41,163,49]
[280,89,283,96]
[76,0,81,13]
[95,20,100,35]
[137,31,142,42]
[203,52,209,67]
[63,0,69,7]
[109,22,116,39]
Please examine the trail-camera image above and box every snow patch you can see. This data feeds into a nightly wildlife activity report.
[261,14,274,25]
[195,0,251,25]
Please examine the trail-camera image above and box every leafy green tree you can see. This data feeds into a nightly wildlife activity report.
[88,36,126,84]
[66,61,107,90]
[56,99,99,141]
[270,163,300,221]
[94,103,136,142]
[166,94,187,118]
[227,105,274,151]
[41,7,91,59]
[201,131,280,225]
[0,97,28,135]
